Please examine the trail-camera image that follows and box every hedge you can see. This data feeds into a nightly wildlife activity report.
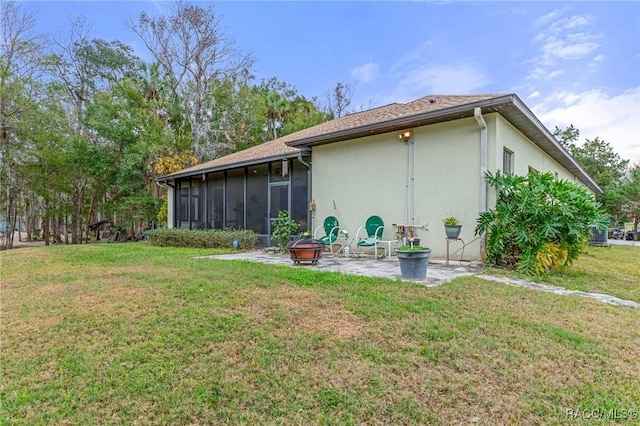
[147,228,258,249]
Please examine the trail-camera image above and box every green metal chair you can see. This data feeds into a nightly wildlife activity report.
[313,216,340,252]
[355,215,385,257]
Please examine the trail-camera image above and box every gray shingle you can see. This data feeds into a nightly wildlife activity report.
[162,94,504,178]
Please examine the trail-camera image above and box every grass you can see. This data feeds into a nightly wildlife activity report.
[1,243,639,425]
[485,245,640,303]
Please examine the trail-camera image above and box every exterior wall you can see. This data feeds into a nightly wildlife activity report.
[312,114,590,261]
[312,117,485,260]
[494,115,585,183]
[164,111,592,259]
[486,113,594,233]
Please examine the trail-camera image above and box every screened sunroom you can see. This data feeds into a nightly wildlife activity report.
[165,153,311,247]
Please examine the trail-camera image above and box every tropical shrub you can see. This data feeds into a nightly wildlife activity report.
[475,171,608,275]
[271,210,299,250]
[147,228,257,249]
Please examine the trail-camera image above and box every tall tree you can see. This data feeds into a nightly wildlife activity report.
[254,77,330,141]
[0,2,48,249]
[280,95,330,137]
[47,19,142,243]
[621,164,640,236]
[83,78,173,228]
[128,2,254,161]
[569,137,629,191]
[325,81,354,118]
[554,126,629,189]
[205,75,263,155]
[50,18,138,133]
[554,125,630,223]
[598,163,640,233]
[554,124,580,150]
[264,91,289,140]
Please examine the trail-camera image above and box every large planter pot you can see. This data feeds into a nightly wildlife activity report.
[285,237,324,265]
[396,248,432,280]
[444,225,462,239]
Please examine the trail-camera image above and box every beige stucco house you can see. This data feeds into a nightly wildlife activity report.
[158,93,600,261]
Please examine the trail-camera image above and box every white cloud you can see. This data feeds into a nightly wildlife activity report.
[547,70,564,79]
[405,64,491,94]
[528,11,603,80]
[526,67,547,80]
[377,63,492,105]
[588,54,605,69]
[526,67,563,81]
[389,40,434,75]
[535,10,563,27]
[350,62,380,84]
[541,35,601,60]
[550,14,593,32]
[533,88,640,164]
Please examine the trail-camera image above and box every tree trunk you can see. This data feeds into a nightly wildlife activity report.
[25,197,33,242]
[43,202,50,246]
[64,215,69,244]
[71,189,80,244]
[3,190,15,249]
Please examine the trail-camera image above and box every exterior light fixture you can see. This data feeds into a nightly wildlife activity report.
[398,130,413,141]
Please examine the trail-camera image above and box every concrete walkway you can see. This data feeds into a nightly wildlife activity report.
[477,275,640,309]
[204,250,639,308]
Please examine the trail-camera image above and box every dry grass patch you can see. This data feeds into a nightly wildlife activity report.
[1,243,638,425]
[242,287,364,341]
[487,245,640,303]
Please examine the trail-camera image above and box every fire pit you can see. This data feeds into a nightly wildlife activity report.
[285,236,324,265]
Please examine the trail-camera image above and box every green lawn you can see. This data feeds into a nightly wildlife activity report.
[485,245,640,304]
[1,244,639,425]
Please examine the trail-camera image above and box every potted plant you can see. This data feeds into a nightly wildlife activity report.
[271,211,299,252]
[395,241,432,280]
[443,216,462,239]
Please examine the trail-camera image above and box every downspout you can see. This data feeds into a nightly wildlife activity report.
[474,107,488,213]
[297,150,312,230]
[409,135,415,232]
[474,108,488,260]
[405,137,410,227]
[401,132,415,241]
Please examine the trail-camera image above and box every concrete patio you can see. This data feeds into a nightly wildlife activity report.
[205,250,485,287]
[204,249,640,308]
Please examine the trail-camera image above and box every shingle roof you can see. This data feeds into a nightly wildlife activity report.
[158,93,600,194]
[161,94,503,179]
[287,94,503,144]
[165,136,304,178]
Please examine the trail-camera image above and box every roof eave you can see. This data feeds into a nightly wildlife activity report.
[157,151,306,182]
[507,96,602,194]
[286,94,517,148]
[286,93,602,194]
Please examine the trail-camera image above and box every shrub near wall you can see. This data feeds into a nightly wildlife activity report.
[475,171,608,275]
[147,228,257,249]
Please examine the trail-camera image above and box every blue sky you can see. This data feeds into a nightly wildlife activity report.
[20,0,640,163]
